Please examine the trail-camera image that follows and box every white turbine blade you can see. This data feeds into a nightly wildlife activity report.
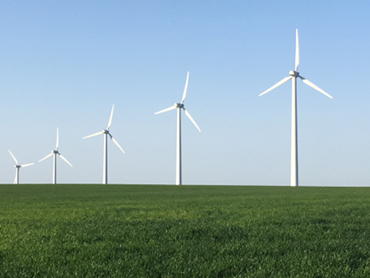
[181,71,190,104]
[109,134,125,154]
[295,29,299,71]
[14,171,17,184]
[83,131,104,139]
[56,128,59,149]
[259,76,292,97]
[107,105,114,130]
[299,76,333,99]
[39,153,53,162]
[59,154,73,167]
[184,108,201,132]
[20,163,34,168]
[8,150,18,165]
[154,105,177,115]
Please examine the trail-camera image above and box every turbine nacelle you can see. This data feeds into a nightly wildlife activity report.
[289,70,299,77]
[175,103,184,109]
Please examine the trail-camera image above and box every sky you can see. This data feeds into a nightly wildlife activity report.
[1,0,370,186]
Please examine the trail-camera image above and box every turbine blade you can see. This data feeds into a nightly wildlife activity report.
[83,131,104,139]
[109,134,125,154]
[59,154,73,167]
[56,128,59,150]
[14,171,17,184]
[181,72,190,104]
[299,76,333,99]
[184,108,201,132]
[20,163,34,168]
[154,105,177,115]
[107,105,114,130]
[295,29,299,71]
[259,76,292,97]
[39,152,53,162]
[8,150,18,165]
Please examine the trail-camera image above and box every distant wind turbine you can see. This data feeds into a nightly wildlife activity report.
[83,105,125,184]
[39,128,73,184]
[155,72,201,185]
[259,29,332,187]
[8,150,34,184]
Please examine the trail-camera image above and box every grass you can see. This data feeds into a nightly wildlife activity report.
[1,184,370,277]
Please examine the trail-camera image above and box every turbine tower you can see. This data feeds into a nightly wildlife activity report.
[39,128,73,184]
[259,29,332,187]
[83,105,125,184]
[155,72,201,185]
[8,150,34,184]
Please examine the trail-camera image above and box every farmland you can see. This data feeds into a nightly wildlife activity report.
[0,184,370,277]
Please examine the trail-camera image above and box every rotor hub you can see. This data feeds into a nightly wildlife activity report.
[289,70,299,77]
[175,103,184,108]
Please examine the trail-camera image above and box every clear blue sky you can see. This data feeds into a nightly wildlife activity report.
[1,0,369,185]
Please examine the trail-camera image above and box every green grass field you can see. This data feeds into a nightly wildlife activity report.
[1,184,370,277]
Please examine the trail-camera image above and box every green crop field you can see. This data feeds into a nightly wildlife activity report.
[1,184,370,277]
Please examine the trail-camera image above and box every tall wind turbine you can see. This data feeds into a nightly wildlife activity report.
[83,105,125,184]
[155,72,201,185]
[8,150,34,184]
[259,29,332,187]
[39,128,73,184]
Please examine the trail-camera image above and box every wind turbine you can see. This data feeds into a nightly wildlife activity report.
[83,105,125,184]
[39,128,73,184]
[259,29,332,187]
[155,72,201,185]
[8,150,34,184]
